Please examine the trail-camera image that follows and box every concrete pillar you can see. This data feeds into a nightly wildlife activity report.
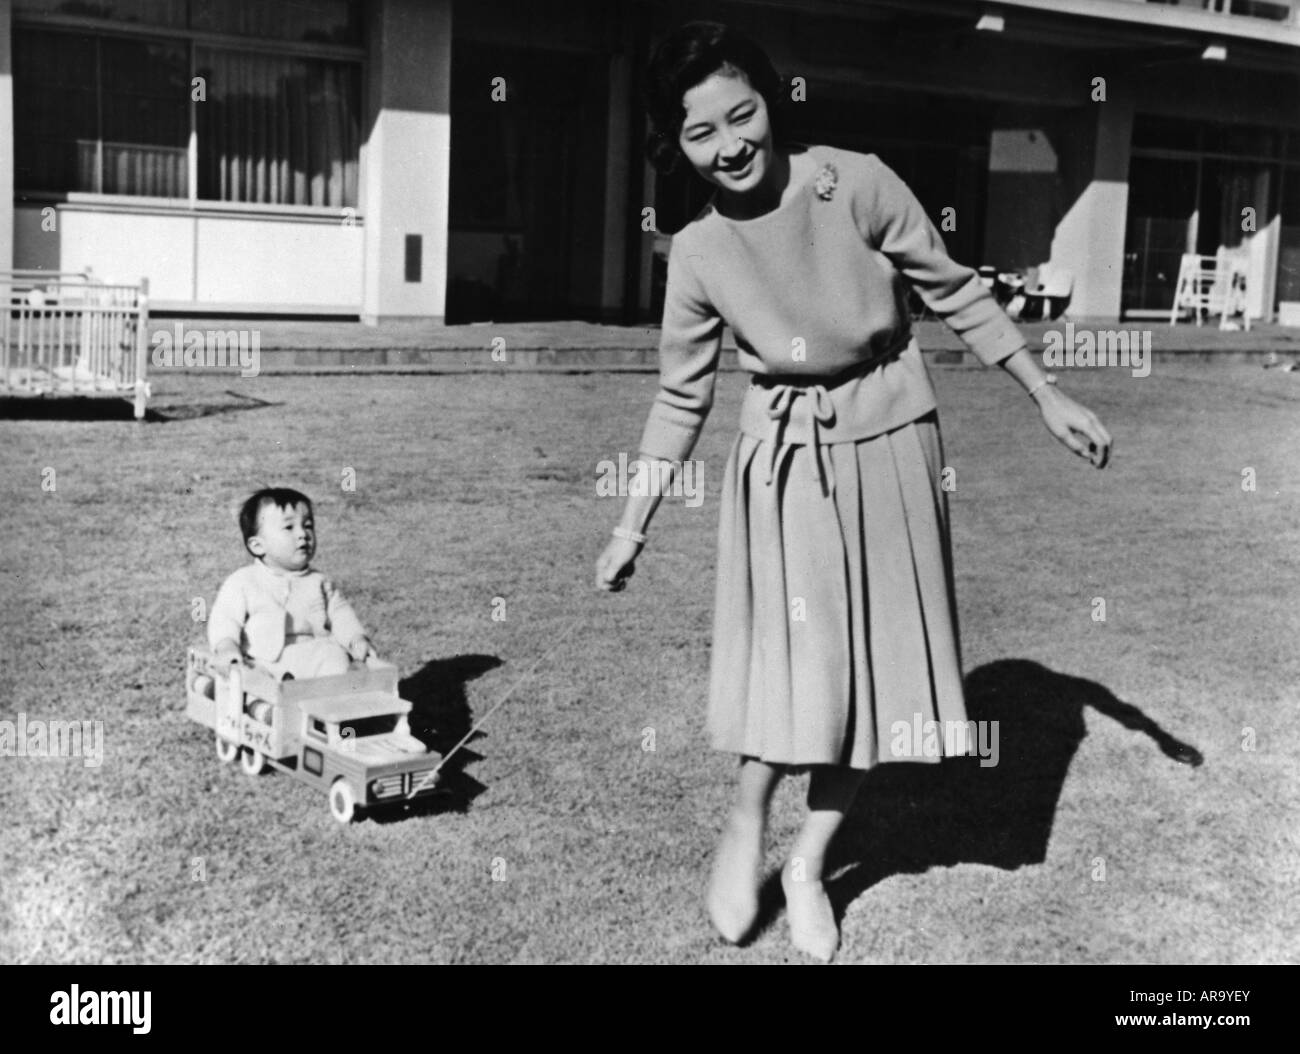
[361,0,452,324]
[1247,167,1278,321]
[1049,91,1134,320]
[0,0,13,271]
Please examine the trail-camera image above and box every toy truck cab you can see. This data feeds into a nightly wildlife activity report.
[294,686,445,822]
[186,645,445,823]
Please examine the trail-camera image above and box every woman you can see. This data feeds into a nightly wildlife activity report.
[595,21,1110,961]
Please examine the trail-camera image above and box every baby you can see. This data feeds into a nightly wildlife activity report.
[208,487,374,679]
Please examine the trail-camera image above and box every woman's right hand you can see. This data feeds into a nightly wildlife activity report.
[595,536,643,592]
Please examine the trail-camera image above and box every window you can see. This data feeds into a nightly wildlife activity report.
[13,0,362,205]
[337,714,400,740]
[15,31,190,197]
[195,49,359,207]
[307,718,328,741]
[1134,114,1288,163]
[14,0,362,44]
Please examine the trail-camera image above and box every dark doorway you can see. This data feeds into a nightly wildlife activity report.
[446,42,609,322]
[1122,154,1199,316]
[1123,155,1278,317]
[1198,160,1272,258]
[1278,169,1300,307]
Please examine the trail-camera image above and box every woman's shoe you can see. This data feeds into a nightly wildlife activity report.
[706,816,764,943]
[781,866,839,963]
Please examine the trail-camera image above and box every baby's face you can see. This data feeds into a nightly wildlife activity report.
[251,501,316,573]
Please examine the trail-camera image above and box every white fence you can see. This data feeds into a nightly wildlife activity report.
[1,270,150,419]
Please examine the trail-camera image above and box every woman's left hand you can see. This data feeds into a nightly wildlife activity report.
[1037,387,1112,468]
[595,536,642,592]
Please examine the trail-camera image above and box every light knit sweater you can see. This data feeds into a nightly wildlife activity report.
[638,144,1026,463]
[208,561,367,665]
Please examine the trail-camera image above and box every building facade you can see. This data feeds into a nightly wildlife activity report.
[2,0,1298,323]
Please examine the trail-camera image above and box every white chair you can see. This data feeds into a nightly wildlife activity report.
[1169,248,1250,330]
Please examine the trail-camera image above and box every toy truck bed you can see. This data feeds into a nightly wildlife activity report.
[186,645,445,822]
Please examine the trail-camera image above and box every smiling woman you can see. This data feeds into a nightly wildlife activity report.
[674,73,813,220]
[595,20,1113,963]
[642,24,802,222]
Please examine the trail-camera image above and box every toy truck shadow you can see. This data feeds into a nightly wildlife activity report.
[186,646,449,823]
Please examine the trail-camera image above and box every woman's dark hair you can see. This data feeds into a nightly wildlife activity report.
[643,21,786,175]
[239,487,313,553]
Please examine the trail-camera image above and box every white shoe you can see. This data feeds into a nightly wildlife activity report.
[781,868,838,963]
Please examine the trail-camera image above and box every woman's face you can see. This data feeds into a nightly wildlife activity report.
[678,68,775,198]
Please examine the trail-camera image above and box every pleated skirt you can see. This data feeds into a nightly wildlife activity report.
[707,408,968,770]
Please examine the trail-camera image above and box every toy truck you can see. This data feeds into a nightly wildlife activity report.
[185,645,444,823]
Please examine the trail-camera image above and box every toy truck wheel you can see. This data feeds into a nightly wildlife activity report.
[328,779,358,823]
[215,734,239,764]
[240,747,268,776]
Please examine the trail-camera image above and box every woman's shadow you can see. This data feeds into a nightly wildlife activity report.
[757,659,1203,926]
[367,653,502,822]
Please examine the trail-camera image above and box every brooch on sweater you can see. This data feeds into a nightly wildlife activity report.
[814,161,838,201]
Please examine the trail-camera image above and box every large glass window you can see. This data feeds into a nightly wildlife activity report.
[101,36,191,196]
[13,1,362,206]
[14,0,361,43]
[1279,172,1300,304]
[15,31,190,197]
[13,31,101,194]
[195,50,359,207]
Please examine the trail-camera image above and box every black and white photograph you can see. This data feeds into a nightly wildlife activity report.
[0,0,1296,991]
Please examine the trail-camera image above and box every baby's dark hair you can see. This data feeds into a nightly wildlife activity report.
[643,21,786,175]
[238,487,313,554]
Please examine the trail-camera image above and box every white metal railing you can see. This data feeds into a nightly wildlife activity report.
[75,140,188,198]
[1143,0,1300,24]
[1019,0,1300,32]
[1,270,151,418]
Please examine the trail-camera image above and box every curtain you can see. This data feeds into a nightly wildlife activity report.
[1217,167,1267,251]
[100,37,190,197]
[196,48,359,208]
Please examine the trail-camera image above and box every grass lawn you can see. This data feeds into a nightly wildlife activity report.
[1,360,1297,964]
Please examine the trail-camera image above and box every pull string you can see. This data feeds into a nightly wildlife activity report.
[421,613,584,786]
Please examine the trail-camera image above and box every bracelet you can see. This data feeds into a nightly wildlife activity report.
[612,525,647,546]
[1026,374,1057,400]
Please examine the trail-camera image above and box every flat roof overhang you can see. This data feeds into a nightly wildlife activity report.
[731,0,1300,74]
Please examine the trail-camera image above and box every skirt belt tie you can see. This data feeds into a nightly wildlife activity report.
[763,383,837,497]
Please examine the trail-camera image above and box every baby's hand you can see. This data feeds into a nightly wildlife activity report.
[213,639,244,668]
[348,636,375,663]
